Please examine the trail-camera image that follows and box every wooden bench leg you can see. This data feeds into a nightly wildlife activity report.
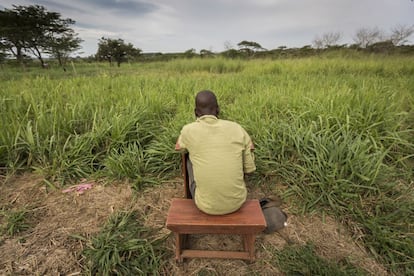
[243,234,256,262]
[174,233,188,263]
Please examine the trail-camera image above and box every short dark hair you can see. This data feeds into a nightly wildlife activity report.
[195,90,219,117]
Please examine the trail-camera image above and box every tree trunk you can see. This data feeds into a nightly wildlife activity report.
[10,46,25,69]
[56,52,67,71]
[31,46,46,68]
[57,52,63,67]
[17,48,25,69]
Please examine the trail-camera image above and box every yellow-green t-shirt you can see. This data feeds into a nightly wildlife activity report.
[176,115,256,215]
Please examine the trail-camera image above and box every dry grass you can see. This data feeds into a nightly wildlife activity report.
[0,174,388,275]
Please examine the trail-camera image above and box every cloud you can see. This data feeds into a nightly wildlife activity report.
[35,0,157,16]
[87,0,157,15]
[1,0,413,54]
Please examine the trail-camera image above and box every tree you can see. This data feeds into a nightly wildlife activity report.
[0,6,28,66]
[353,27,384,48]
[0,45,7,68]
[390,24,414,46]
[96,37,141,67]
[17,5,80,68]
[184,48,196,58]
[367,40,395,53]
[49,30,83,69]
[0,5,81,68]
[200,49,213,57]
[237,40,265,55]
[313,31,342,49]
[221,48,239,59]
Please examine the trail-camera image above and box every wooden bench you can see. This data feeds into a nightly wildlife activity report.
[166,198,266,262]
[165,154,266,262]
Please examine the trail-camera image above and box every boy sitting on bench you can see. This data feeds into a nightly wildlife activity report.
[175,90,256,215]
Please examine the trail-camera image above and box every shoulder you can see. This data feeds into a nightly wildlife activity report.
[180,121,199,135]
[219,119,242,128]
[219,119,247,132]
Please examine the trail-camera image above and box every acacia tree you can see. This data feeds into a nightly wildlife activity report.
[96,37,141,67]
[49,30,83,69]
[0,7,28,66]
[237,40,265,55]
[0,5,82,68]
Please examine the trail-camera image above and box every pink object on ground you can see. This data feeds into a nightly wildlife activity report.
[62,183,94,194]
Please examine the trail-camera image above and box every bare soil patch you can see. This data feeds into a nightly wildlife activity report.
[0,174,388,275]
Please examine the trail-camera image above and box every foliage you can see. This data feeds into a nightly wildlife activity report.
[200,49,214,57]
[96,37,141,67]
[220,48,240,59]
[271,242,367,275]
[237,40,264,51]
[77,210,168,275]
[183,48,196,58]
[0,209,30,236]
[49,29,83,68]
[0,5,81,68]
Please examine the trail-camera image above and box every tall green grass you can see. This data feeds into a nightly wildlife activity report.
[1,56,413,273]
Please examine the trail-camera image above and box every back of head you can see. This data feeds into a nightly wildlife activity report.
[195,90,219,117]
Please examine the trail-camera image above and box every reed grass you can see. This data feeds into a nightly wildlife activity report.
[1,56,413,273]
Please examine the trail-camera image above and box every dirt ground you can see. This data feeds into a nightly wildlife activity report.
[0,174,388,275]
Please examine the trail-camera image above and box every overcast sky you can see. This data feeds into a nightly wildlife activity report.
[1,0,413,56]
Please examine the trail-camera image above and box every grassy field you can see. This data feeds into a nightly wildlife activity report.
[1,56,413,274]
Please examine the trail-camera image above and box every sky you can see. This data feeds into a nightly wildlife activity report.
[1,0,413,56]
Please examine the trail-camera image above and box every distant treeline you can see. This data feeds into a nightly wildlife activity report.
[2,43,414,69]
[137,43,414,62]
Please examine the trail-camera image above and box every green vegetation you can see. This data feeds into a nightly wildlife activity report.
[271,242,366,275]
[0,5,82,68]
[0,208,30,236]
[1,56,413,273]
[75,210,167,275]
[96,37,141,67]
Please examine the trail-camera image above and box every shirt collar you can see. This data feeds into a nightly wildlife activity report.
[196,115,218,123]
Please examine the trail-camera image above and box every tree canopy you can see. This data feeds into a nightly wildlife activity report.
[237,40,265,55]
[0,5,82,68]
[96,37,141,67]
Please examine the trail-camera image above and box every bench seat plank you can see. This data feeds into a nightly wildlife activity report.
[166,199,266,234]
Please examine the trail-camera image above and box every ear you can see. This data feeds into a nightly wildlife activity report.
[216,107,220,117]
